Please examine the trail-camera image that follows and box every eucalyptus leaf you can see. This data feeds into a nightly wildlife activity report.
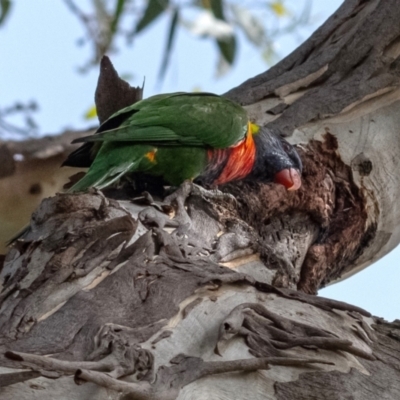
[217,34,236,65]
[158,8,179,82]
[209,0,224,20]
[110,0,126,34]
[215,52,230,77]
[208,0,235,65]
[0,0,11,26]
[84,105,98,120]
[135,0,169,34]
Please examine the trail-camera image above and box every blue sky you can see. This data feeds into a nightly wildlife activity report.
[1,1,399,320]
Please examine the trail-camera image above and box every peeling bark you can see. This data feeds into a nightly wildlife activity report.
[274,320,400,400]
[0,130,93,254]
[226,0,400,283]
[1,0,400,398]
[0,189,388,399]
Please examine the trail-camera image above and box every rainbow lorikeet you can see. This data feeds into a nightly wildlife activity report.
[64,92,302,192]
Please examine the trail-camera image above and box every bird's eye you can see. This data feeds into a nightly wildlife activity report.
[281,140,292,153]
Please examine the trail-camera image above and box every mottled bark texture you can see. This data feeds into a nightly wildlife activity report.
[1,0,400,398]
[0,129,93,254]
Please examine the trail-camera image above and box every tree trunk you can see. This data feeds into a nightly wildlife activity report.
[1,0,400,398]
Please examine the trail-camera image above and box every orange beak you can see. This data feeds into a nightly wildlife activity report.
[274,168,302,191]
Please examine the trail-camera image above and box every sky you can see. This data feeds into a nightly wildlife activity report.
[0,1,399,321]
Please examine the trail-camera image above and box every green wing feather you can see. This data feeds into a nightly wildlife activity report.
[74,126,205,147]
[73,92,248,149]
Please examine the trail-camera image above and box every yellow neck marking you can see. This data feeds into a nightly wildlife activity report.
[249,122,260,135]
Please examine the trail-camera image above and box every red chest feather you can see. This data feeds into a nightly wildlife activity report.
[208,130,256,185]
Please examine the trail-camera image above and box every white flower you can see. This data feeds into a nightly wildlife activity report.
[187,10,233,41]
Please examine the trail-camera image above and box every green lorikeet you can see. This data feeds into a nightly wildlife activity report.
[64,92,302,192]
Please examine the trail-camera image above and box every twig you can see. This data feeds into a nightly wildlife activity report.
[5,351,116,374]
[75,369,153,400]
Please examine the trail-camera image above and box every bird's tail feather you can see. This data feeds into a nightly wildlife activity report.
[68,159,141,192]
[62,142,94,168]
[68,143,149,192]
